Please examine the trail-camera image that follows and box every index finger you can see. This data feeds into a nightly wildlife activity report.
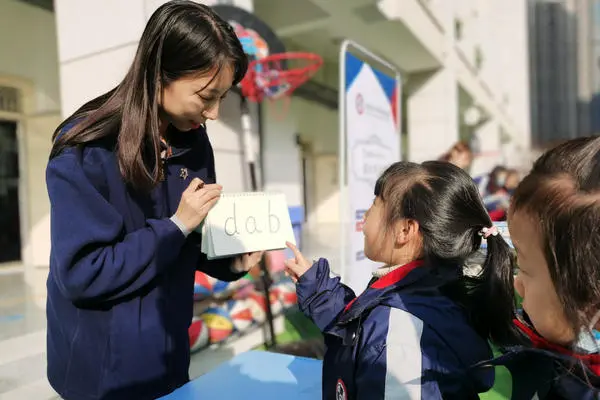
[286,242,303,261]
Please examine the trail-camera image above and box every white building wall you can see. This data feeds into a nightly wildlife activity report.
[470,119,501,176]
[452,0,531,162]
[293,98,337,226]
[500,1,532,152]
[407,69,460,162]
[477,0,532,152]
[260,94,340,227]
[404,0,531,168]
[0,1,60,114]
[457,0,531,169]
[261,100,302,206]
[407,0,460,162]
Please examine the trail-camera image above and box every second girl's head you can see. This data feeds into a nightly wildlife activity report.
[51,0,248,190]
[487,166,508,194]
[509,136,600,347]
[363,161,517,343]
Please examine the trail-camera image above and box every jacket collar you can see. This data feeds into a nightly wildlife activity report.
[164,125,205,159]
[476,320,600,398]
[337,259,428,325]
[477,318,600,395]
[514,318,600,376]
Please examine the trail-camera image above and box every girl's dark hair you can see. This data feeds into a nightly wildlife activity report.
[511,136,600,336]
[49,0,248,191]
[374,161,519,345]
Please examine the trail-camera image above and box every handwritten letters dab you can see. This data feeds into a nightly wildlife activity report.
[199,193,296,259]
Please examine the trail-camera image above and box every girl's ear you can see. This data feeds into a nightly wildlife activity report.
[394,219,420,247]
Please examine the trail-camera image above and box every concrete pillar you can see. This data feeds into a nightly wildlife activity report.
[470,119,502,177]
[406,68,459,162]
[406,0,459,163]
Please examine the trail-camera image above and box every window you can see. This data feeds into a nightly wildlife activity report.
[474,46,484,70]
[594,0,600,40]
[0,86,20,113]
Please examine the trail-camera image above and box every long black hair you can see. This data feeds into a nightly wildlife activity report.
[374,161,519,345]
[50,1,248,191]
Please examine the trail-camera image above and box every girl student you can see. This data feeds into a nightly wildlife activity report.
[285,160,517,399]
[45,2,262,399]
[480,136,600,398]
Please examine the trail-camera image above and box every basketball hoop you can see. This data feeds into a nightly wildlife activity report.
[240,52,323,118]
[211,4,321,351]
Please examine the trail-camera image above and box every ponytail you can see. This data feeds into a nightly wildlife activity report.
[468,233,522,346]
[374,160,523,346]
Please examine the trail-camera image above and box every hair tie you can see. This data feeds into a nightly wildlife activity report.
[479,226,500,239]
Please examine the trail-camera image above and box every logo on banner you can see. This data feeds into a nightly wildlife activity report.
[355,93,364,115]
[336,378,348,400]
[355,251,365,261]
[355,92,388,120]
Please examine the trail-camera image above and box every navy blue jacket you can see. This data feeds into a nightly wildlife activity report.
[46,125,244,400]
[478,319,600,399]
[296,259,493,399]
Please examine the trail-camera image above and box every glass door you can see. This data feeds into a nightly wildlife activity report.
[0,120,21,263]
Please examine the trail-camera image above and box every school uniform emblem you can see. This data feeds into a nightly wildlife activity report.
[336,378,347,400]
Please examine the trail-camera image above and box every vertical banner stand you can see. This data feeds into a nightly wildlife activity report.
[338,40,402,294]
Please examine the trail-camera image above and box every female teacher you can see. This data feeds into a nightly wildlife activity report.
[45,2,261,399]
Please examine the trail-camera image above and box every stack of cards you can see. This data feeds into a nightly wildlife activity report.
[198,192,296,260]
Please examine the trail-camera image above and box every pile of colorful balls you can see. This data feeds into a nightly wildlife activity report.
[188,270,298,352]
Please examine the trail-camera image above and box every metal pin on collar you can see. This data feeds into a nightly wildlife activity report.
[179,168,188,180]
